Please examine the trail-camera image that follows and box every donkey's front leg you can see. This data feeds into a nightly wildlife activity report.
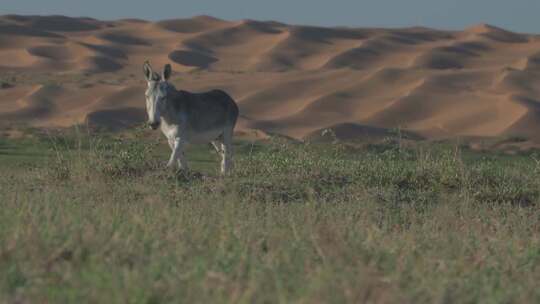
[167,138,188,170]
[166,138,177,168]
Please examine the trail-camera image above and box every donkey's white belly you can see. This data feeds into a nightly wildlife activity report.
[182,128,224,144]
[160,120,223,144]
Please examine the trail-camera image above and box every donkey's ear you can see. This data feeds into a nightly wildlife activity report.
[163,64,172,81]
[143,61,153,81]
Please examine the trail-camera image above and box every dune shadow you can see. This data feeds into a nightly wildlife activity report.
[168,50,218,68]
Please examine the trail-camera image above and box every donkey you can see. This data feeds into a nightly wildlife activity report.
[143,61,239,174]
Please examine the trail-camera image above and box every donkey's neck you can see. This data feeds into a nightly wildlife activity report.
[159,85,186,126]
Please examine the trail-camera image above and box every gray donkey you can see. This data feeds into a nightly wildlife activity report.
[143,61,239,174]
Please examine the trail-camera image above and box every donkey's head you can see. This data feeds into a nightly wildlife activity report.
[143,61,172,130]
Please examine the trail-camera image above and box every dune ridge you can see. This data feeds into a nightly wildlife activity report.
[2,15,540,143]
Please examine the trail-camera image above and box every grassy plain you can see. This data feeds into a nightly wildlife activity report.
[0,129,539,303]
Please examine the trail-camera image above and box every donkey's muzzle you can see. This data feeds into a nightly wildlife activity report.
[149,122,160,130]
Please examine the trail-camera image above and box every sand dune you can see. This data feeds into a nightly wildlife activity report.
[2,15,104,32]
[156,15,229,34]
[0,85,61,121]
[466,24,529,43]
[2,15,540,144]
[98,32,151,46]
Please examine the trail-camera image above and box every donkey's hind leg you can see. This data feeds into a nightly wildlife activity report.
[211,141,222,154]
[220,128,234,175]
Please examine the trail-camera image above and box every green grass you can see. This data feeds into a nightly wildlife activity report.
[1,131,539,303]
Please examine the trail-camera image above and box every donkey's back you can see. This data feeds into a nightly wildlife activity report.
[172,89,239,133]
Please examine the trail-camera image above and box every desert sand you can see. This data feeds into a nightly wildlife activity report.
[2,15,540,143]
